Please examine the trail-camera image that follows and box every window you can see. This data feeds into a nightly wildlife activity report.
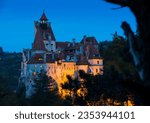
[97,61,100,64]
[33,72,36,76]
[38,58,43,61]
[96,69,98,73]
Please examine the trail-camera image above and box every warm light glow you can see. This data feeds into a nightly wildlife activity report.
[38,58,43,60]
[33,72,36,76]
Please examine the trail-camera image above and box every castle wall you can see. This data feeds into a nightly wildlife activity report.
[76,65,88,73]
[88,59,103,65]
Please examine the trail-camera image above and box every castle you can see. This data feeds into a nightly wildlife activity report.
[20,12,103,97]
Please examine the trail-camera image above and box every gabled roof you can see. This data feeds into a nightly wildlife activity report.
[76,55,89,65]
[32,28,47,51]
[56,42,69,49]
[40,12,48,21]
[39,26,56,41]
[81,36,98,44]
[46,54,55,63]
[27,53,44,64]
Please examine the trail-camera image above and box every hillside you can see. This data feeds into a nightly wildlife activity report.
[0,52,22,90]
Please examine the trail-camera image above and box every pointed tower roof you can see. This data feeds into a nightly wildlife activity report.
[32,28,46,51]
[40,11,48,21]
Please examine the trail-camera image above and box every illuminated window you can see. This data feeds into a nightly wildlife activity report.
[38,58,43,61]
[96,69,98,73]
[33,72,36,76]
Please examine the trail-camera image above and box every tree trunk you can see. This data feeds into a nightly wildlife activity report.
[105,0,150,87]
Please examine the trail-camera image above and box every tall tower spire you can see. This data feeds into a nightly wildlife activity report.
[40,10,48,22]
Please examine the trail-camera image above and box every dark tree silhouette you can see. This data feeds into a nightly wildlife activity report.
[30,70,61,106]
[0,46,3,55]
[105,0,150,87]
[61,75,80,105]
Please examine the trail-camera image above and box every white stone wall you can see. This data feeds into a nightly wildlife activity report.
[76,65,88,73]
[89,65,103,75]
[88,58,103,65]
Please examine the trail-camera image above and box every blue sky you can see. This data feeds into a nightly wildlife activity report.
[0,0,136,52]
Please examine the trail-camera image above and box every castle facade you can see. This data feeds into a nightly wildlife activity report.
[21,12,103,97]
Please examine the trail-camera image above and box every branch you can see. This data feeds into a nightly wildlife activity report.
[105,0,141,19]
[111,6,125,10]
[105,0,129,7]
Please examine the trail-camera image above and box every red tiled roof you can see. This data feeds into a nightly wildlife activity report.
[46,54,55,63]
[32,28,47,51]
[81,36,98,44]
[39,26,56,41]
[27,53,44,64]
[76,55,89,65]
[56,42,69,49]
[40,12,48,21]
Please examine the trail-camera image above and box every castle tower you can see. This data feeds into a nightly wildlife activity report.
[32,12,56,52]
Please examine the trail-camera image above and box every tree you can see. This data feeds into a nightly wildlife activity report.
[78,70,102,104]
[105,0,150,87]
[0,46,3,55]
[30,70,61,106]
[61,75,80,105]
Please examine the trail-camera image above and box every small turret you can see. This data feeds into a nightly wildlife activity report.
[40,10,48,24]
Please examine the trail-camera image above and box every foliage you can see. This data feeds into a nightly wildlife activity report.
[0,52,21,105]
[29,70,67,106]
[0,52,22,90]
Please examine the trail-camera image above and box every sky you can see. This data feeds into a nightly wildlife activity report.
[0,0,136,52]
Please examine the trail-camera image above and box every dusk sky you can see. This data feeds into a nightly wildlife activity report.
[0,0,136,52]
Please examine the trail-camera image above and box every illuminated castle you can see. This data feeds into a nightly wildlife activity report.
[20,12,103,97]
